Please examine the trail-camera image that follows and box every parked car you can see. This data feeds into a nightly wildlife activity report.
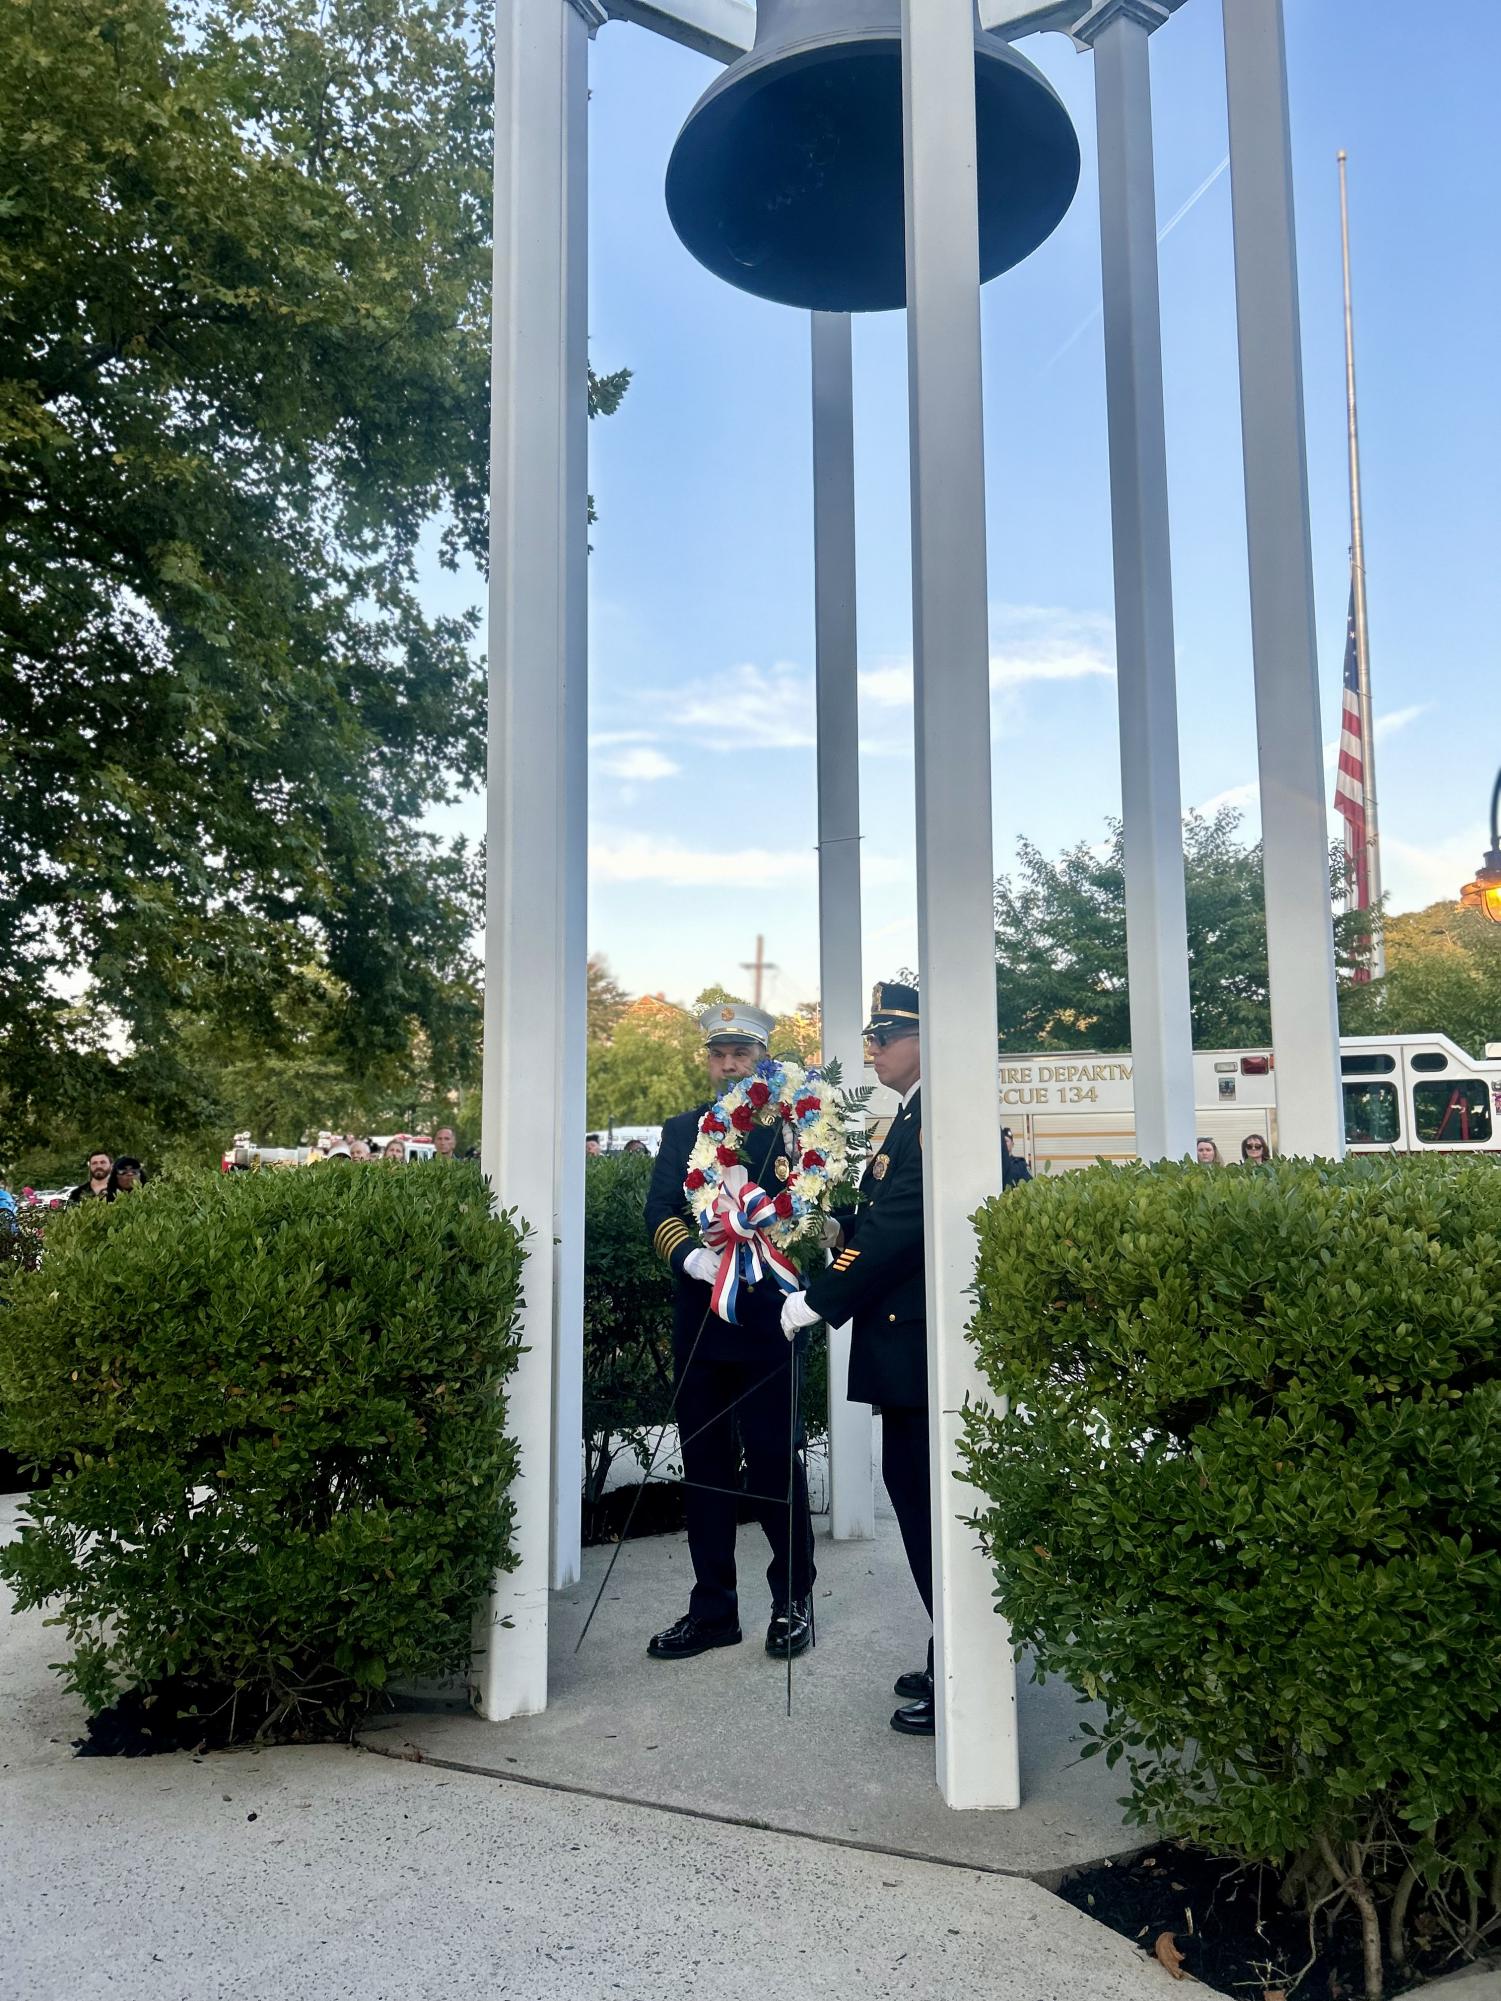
[25,1189,72,1212]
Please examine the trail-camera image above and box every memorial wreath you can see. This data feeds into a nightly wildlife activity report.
[683,1058,861,1323]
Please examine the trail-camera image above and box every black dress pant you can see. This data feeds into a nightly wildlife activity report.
[879,1405,933,1659]
[674,1342,815,1627]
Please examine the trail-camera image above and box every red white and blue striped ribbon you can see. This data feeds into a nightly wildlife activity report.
[704,1166,799,1325]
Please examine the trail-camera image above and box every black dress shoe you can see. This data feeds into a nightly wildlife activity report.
[647,1613,741,1661]
[765,1599,813,1659]
[890,1695,935,1736]
[894,1666,933,1701]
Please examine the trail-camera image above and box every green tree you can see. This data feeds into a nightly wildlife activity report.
[587,955,630,1044]
[0,0,624,1156]
[1339,901,1501,1058]
[583,982,825,1129]
[994,812,1369,1051]
[587,999,704,1129]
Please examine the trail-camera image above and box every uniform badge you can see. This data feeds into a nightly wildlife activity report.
[774,1156,790,1181]
[720,1006,735,1022]
[871,1153,890,1181]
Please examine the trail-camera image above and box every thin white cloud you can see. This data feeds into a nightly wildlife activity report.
[859,662,912,709]
[650,660,816,750]
[597,746,680,782]
[1198,702,1428,830]
[591,831,909,891]
[1194,780,1259,818]
[589,729,658,749]
[1382,833,1487,914]
[1323,704,1429,768]
[991,645,1113,687]
[1375,704,1428,738]
[860,605,1115,707]
[591,832,815,890]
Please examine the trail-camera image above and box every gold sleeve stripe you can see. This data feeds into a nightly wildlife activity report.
[654,1219,693,1260]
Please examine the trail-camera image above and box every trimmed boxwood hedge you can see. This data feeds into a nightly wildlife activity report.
[0,1162,525,1740]
[964,1155,1501,1997]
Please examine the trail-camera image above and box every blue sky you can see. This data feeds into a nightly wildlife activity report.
[429,0,1497,1015]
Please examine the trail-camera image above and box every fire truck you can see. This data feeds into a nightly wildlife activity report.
[990,1033,1501,1174]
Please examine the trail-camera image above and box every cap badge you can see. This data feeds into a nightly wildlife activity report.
[720,1007,736,1022]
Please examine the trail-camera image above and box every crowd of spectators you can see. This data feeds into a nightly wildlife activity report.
[1197,1133,1273,1165]
[0,1150,150,1219]
[316,1126,471,1163]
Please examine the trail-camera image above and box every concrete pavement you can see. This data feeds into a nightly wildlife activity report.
[367,1506,1137,1878]
[2,1494,1176,2001]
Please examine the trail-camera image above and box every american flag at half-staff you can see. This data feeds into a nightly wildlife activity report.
[1334,150,1383,980]
[1332,585,1370,914]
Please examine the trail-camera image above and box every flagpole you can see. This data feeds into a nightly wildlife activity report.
[1339,149,1384,974]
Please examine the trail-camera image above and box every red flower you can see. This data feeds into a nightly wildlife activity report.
[773,1192,794,1218]
[801,1150,825,1171]
[779,1102,795,1122]
[685,1170,706,1192]
[747,1080,771,1108]
[730,1104,755,1134]
[716,1145,741,1167]
[701,1114,726,1136]
[794,1096,820,1120]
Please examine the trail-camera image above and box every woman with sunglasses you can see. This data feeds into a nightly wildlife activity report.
[1240,1133,1270,1164]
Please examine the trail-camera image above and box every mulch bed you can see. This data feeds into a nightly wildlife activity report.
[74,1675,299,1758]
[1058,1840,1464,1999]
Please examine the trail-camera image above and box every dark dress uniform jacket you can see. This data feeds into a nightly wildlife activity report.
[804,1089,926,1411]
[646,1107,791,1362]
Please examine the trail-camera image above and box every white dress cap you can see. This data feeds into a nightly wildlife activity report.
[699,1001,776,1046]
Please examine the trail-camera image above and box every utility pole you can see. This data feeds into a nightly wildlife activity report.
[740,934,777,1008]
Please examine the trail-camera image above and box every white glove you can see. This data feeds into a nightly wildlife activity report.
[683,1247,719,1286]
[819,1215,843,1251]
[780,1291,823,1341]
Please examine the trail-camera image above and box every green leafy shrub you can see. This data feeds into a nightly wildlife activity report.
[1,1200,49,1490]
[582,1154,676,1523]
[964,1156,1501,1998]
[0,1163,525,1739]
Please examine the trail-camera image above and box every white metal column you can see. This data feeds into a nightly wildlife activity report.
[811,310,876,1543]
[551,0,597,1594]
[901,0,1019,1810]
[1074,0,1195,1163]
[1221,0,1345,1159]
[479,0,578,1718]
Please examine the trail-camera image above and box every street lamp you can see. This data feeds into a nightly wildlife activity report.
[1459,767,1501,923]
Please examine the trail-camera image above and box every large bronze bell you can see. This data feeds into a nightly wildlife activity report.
[665,0,1081,314]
